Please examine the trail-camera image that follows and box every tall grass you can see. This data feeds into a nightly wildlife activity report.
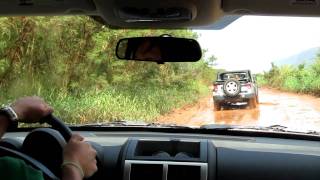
[1,81,209,124]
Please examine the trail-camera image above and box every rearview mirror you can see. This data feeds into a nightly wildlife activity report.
[116,37,202,63]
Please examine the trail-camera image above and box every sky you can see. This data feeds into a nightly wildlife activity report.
[196,16,320,73]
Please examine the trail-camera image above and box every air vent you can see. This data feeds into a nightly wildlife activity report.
[167,165,201,180]
[124,160,207,180]
[124,139,208,162]
[135,140,200,159]
[130,164,163,180]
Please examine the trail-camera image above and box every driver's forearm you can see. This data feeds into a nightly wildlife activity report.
[62,166,83,180]
[0,115,9,139]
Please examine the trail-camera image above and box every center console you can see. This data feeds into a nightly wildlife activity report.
[122,138,211,180]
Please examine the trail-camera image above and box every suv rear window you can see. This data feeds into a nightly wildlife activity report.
[219,73,248,81]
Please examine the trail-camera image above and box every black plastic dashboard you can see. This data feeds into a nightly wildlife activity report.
[4,130,320,180]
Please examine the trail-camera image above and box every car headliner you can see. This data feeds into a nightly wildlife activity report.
[0,0,320,29]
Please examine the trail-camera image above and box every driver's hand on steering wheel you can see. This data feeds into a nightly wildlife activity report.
[11,96,98,179]
[11,96,53,123]
[63,134,98,178]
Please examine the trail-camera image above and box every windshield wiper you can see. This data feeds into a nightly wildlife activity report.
[74,120,193,129]
[145,122,194,129]
[72,122,320,136]
[200,124,290,131]
[200,124,320,135]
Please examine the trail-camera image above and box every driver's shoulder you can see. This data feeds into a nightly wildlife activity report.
[0,156,44,180]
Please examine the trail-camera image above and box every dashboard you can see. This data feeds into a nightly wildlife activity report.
[3,130,320,180]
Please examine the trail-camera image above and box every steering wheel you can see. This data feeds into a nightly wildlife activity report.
[39,114,73,141]
[0,114,73,180]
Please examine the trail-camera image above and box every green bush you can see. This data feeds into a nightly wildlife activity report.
[261,54,320,96]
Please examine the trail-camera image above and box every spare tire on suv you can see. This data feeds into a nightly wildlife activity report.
[223,79,241,97]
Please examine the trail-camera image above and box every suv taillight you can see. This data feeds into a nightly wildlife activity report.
[214,85,218,92]
[243,83,252,89]
[213,84,222,92]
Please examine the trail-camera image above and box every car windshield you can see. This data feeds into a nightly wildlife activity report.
[1,15,320,134]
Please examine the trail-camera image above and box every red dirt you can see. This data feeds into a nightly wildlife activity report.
[157,88,320,131]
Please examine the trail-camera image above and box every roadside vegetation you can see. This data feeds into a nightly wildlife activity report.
[0,16,216,124]
[258,53,320,96]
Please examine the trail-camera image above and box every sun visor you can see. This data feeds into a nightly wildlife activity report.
[94,0,225,29]
[0,0,97,15]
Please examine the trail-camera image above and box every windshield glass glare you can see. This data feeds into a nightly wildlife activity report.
[1,16,320,133]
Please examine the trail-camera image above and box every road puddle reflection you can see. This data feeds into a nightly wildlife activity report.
[213,108,261,126]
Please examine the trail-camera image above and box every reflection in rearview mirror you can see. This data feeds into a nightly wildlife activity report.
[116,37,202,63]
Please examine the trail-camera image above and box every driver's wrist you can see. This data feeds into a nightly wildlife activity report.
[10,105,24,121]
[0,106,19,131]
[62,165,83,180]
[63,155,80,166]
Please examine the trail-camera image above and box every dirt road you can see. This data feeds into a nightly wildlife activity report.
[157,88,320,131]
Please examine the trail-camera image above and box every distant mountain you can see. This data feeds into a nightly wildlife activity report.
[274,47,319,66]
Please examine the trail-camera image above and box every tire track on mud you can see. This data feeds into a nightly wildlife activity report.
[157,88,320,131]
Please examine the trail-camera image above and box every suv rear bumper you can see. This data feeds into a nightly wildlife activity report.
[213,92,255,103]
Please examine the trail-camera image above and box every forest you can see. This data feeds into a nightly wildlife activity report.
[0,16,216,124]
